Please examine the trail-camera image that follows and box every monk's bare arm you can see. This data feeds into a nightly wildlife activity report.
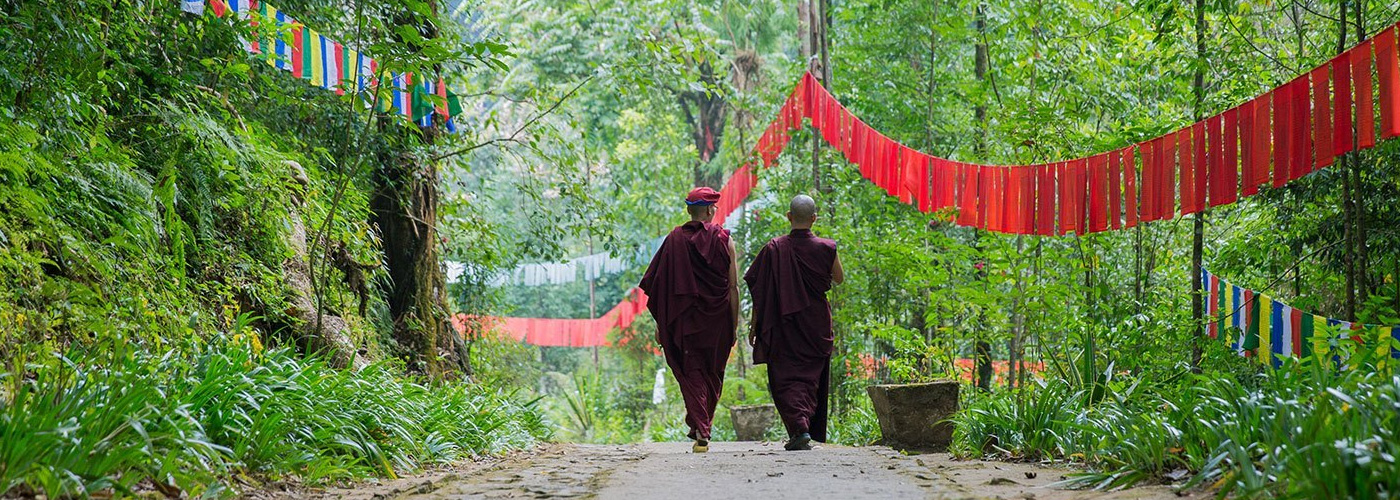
[728,239,741,331]
[832,252,845,285]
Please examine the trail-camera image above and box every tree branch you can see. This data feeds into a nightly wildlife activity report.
[429,76,592,163]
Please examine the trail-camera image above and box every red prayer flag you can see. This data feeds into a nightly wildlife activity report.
[1206,116,1222,206]
[1312,65,1335,169]
[1033,165,1052,235]
[1240,100,1257,197]
[1378,26,1400,139]
[1020,167,1035,234]
[1139,140,1157,221]
[1354,40,1377,149]
[1123,147,1138,228]
[932,158,954,212]
[1290,76,1311,180]
[1054,162,1069,233]
[885,141,901,197]
[917,155,933,213]
[980,165,995,230]
[857,127,873,179]
[901,148,921,205]
[1088,154,1108,233]
[212,0,227,17]
[1071,159,1088,234]
[986,167,1004,232]
[1160,133,1176,221]
[1195,120,1209,210]
[1251,93,1273,191]
[1219,107,1239,206]
[248,0,260,53]
[1180,126,1199,215]
[1273,85,1291,188]
[291,25,304,79]
[1333,52,1355,156]
[1108,149,1122,229]
[958,163,980,227]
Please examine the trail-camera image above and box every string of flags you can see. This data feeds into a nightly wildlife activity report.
[1203,269,1400,370]
[749,21,1400,235]
[453,289,649,348]
[182,0,465,132]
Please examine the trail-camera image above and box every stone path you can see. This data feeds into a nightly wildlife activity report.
[262,442,1198,500]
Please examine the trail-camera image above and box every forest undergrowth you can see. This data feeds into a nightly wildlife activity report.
[953,341,1400,498]
[0,325,550,498]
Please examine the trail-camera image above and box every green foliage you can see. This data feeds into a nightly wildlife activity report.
[0,332,549,497]
[952,345,1400,497]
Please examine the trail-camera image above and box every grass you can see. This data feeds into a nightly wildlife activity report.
[951,343,1400,498]
[0,333,551,498]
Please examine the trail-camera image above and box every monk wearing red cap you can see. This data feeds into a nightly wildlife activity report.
[639,186,740,453]
[745,194,844,451]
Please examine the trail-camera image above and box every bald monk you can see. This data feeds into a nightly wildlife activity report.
[639,186,740,453]
[744,194,844,451]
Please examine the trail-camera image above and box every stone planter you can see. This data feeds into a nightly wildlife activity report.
[728,404,778,441]
[866,381,959,451]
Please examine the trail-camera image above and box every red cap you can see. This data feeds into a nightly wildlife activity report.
[685,187,721,206]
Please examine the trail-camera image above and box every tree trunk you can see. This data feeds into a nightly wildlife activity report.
[372,7,470,378]
[1188,0,1206,373]
[677,59,728,187]
[972,0,993,392]
[373,145,470,377]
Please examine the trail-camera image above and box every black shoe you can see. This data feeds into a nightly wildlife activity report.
[784,432,812,451]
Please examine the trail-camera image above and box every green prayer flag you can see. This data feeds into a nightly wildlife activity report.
[1242,296,1261,352]
[447,91,463,117]
[1300,313,1315,359]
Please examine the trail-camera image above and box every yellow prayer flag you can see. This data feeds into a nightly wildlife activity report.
[309,30,323,85]
[1258,295,1272,366]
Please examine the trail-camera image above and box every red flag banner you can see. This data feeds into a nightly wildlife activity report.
[1123,146,1138,228]
[1139,139,1158,222]
[1273,85,1292,188]
[1290,75,1311,180]
[1218,107,1239,207]
[1088,154,1109,233]
[1108,149,1122,229]
[1252,93,1273,191]
[1312,65,1335,169]
[1355,40,1377,149]
[958,163,980,227]
[1206,115,1222,208]
[1379,26,1400,139]
[1036,165,1056,236]
[1180,125,1200,215]
[1333,52,1355,156]
[1240,99,1257,196]
[1159,133,1176,221]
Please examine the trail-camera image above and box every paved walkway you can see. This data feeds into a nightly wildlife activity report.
[266,442,1195,500]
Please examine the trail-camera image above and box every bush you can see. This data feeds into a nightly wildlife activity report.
[0,334,550,498]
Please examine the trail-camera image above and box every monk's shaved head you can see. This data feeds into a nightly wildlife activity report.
[788,195,818,225]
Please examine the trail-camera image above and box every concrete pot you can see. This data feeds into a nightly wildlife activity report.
[728,404,778,441]
[865,381,959,451]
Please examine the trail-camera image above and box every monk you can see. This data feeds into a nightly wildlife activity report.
[639,186,740,453]
[744,194,844,451]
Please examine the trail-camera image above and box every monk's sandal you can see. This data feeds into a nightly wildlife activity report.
[784,433,813,451]
[693,439,709,453]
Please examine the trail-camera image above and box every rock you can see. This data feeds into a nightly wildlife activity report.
[729,404,778,441]
[866,381,959,452]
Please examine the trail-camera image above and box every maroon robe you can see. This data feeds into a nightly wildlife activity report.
[639,221,735,440]
[744,229,837,442]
